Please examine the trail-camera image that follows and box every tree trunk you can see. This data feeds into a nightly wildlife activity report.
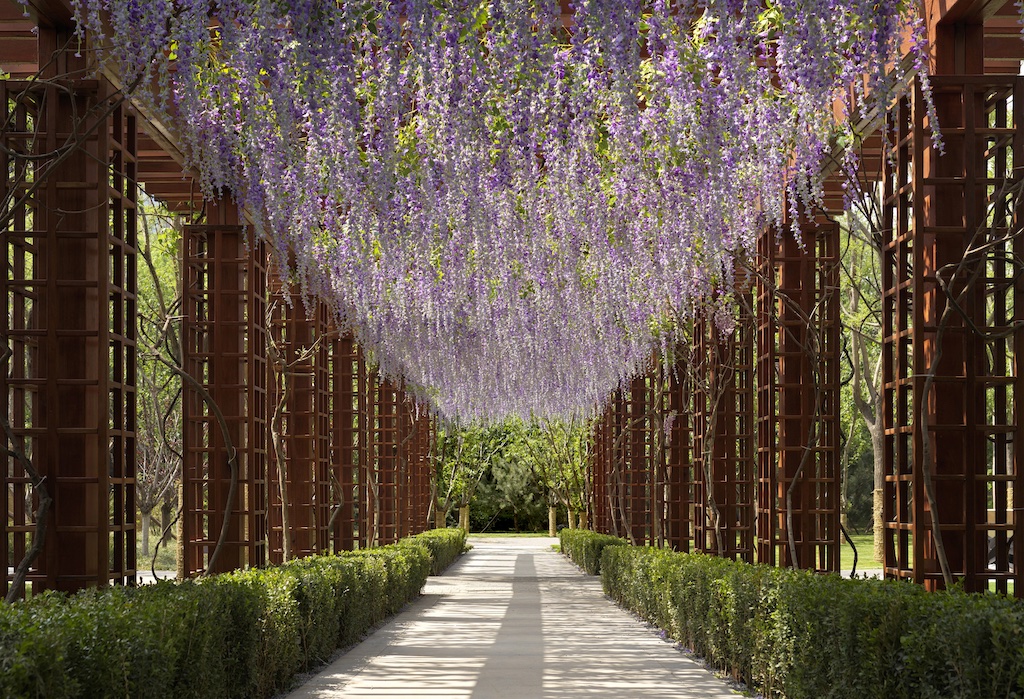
[548,505,557,536]
[870,417,885,564]
[141,511,151,557]
[435,502,447,529]
[568,510,578,529]
[160,495,174,544]
[458,505,470,532]
[579,510,589,530]
[873,488,884,564]
[176,482,186,579]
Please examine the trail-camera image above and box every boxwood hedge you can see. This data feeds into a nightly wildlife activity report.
[582,535,1024,699]
[558,528,627,575]
[0,529,464,699]
[410,527,467,575]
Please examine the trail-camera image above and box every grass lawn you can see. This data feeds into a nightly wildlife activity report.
[135,537,178,572]
[468,531,554,538]
[989,581,1016,595]
[840,532,882,571]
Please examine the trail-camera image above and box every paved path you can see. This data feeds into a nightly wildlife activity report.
[287,537,740,698]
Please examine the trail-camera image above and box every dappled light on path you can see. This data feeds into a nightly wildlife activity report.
[287,538,738,698]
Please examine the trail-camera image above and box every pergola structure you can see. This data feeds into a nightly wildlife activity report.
[1,0,1023,599]
[0,0,434,596]
[589,0,1024,594]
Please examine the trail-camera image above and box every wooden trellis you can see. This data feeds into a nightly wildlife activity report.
[755,223,840,572]
[621,375,653,545]
[693,291,756,562]
[267,278,332,562]
[587,366,681,547]
[313,303,333,551]
[400,399,433,537]
[590,405,613,535]
[396,392,414,539]
[1,60,137,595]
[608,390,627,538]
[330,332,359,551]
[420,413,435,532]
[664,357,692,552]
[406,407,428,536]
[181,204,269,575]
[882,75,1024,594]
[371,373,400,545]
[357,356,374,548]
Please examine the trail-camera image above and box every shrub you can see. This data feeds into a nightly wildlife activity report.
[598,544,1024,699]
[410,528,467,575]
[559,529,627,574]
[0,540,432,699]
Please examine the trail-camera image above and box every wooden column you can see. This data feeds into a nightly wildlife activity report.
[181,203,268,575]
[589,408,613,535]
[883,71,1024,594]
[1,34,137,595]
[268,279,331,561]
[330,333,358,551]
[694,291,755,563]
[664,357,692,552]
[756,223,840,572]
[357,355,374,547]
[624,375,650,545]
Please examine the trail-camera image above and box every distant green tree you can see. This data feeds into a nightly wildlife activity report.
[472,453,547,532]
[432,421,517,531]
[135,197,184,563]
[520,418,589,534]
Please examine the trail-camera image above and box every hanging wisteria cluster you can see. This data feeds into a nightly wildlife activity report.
[69,0,923,422]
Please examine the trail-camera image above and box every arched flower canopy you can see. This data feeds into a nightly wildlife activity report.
[69,0,927,422]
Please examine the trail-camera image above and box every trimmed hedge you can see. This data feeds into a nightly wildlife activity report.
[559,529,627,575]
[598,542,1024,699]
[0,531,454,699]
[411,527,467,575]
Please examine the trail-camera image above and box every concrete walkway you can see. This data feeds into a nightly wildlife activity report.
[287,537,740,698]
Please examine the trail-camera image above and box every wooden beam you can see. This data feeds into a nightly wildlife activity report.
[19,0,72,27]
[925,0,1010,25]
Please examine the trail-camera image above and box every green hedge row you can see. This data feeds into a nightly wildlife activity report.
[559,529,627,575]
[412,527,467,575]
[596,541,1024,699]
[0,530,460,699]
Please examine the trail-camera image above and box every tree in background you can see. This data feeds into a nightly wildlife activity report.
[135,198,184,564]
[472,451,547,532]
[432,421,517,531]
[521,418,589,535]
[839,181,888,563]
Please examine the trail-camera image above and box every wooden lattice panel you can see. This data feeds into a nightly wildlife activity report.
[1,65,137,596]
[313,302,332,553]
[357,356,373,548]
[882,76,1024,594]
[693,294,755,563]
[268,275,331,561]
[415,413,432,532]
[590,406,612,534]
[755,223,840,572]
[664,357,692,552]
[622,375,653,545]
[181,205,268,575]
[608,391,627,537]
[401,399,433,537]
[396,392,414,539]
[374,377,400,545]
[330,332,358,551]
